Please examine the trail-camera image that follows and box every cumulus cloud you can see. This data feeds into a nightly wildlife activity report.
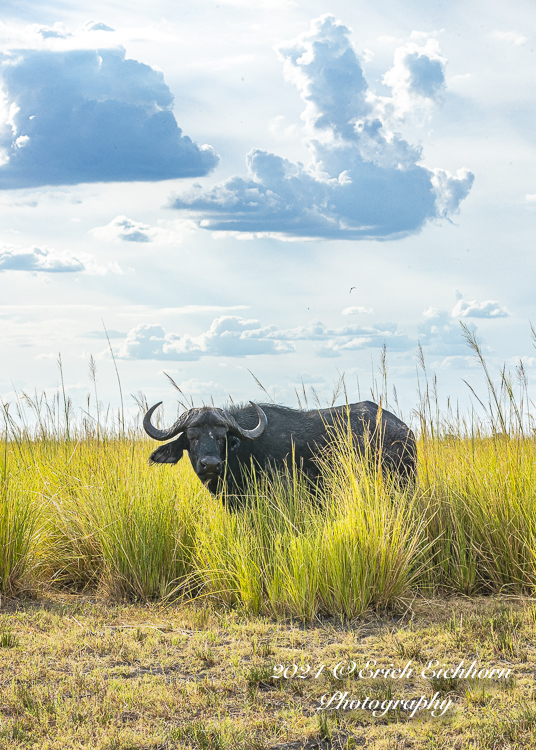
[266,320,412,352]
[0,32,219,189]
[118,317,295,361]
[169,15,473,240]
[380,32,447,119]
[0,245,82,272]
[417,302,506,356]
[452,298,510,318]
[313,323,413,357]
[79,21,115,33]
[26,23,72,40]
[0,244,121,274]
[431,167,474,217]
[119,314,413,361]
[119,303,504,364]
[91,215,196,244]
[418,307,469,355]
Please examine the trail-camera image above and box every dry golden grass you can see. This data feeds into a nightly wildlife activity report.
[1,593,536,749]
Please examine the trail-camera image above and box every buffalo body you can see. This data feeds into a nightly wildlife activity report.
[144,400,416,504]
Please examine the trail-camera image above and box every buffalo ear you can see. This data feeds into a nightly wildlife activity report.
[149,434,189,465]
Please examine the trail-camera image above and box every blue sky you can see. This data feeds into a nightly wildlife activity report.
[0,0,534,422]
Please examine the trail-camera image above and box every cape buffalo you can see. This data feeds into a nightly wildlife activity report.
[144,400,416,503]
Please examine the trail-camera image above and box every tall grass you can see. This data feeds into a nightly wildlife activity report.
[2,328,536,615]
[0,477,42,596]
[40,439,203,599]
[413,326,536,596]
[1,404,45,596]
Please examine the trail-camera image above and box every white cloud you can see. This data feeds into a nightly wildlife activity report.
[268,115,298,140]
[418,308,469,354]
[25,22,72,40]
[431,167,474,217]
[506,355,536,368]
[170,15,473,240]
[379,32,447,120]
[0,244,122,274]
[0,24,219,189]
[342,306,373,315]
[0,19,174,54]
[118,314,414,361]
[91,215,196,244]
[525,194,536,203]
[118,317,295,361]
[434,355,481,369]
[419,299,507,356]
[491,30,527,46]
[78,21,115,34]
[452,298,510,318]
[263,320,412,350]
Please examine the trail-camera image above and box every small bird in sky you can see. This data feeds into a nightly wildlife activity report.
[350,286,356,293]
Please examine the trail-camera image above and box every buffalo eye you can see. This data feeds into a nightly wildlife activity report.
[228,436,240,452]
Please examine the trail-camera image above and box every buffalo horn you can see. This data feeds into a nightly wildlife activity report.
[222,402,267,440]
[143,402,193,441]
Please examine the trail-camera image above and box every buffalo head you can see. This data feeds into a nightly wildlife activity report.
[143,402,267,493]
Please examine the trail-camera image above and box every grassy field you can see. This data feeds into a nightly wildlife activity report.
[0,593,535,750]
[2,338,536,747]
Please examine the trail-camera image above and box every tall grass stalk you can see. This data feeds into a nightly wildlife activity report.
[0,478,43,596]
[0,412,44,595]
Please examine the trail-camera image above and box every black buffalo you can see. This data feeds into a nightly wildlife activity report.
[143,400,417,502]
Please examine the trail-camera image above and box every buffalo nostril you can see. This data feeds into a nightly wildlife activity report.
[199,458,223,474]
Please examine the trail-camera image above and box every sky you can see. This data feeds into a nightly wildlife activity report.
[0,0,535,426]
